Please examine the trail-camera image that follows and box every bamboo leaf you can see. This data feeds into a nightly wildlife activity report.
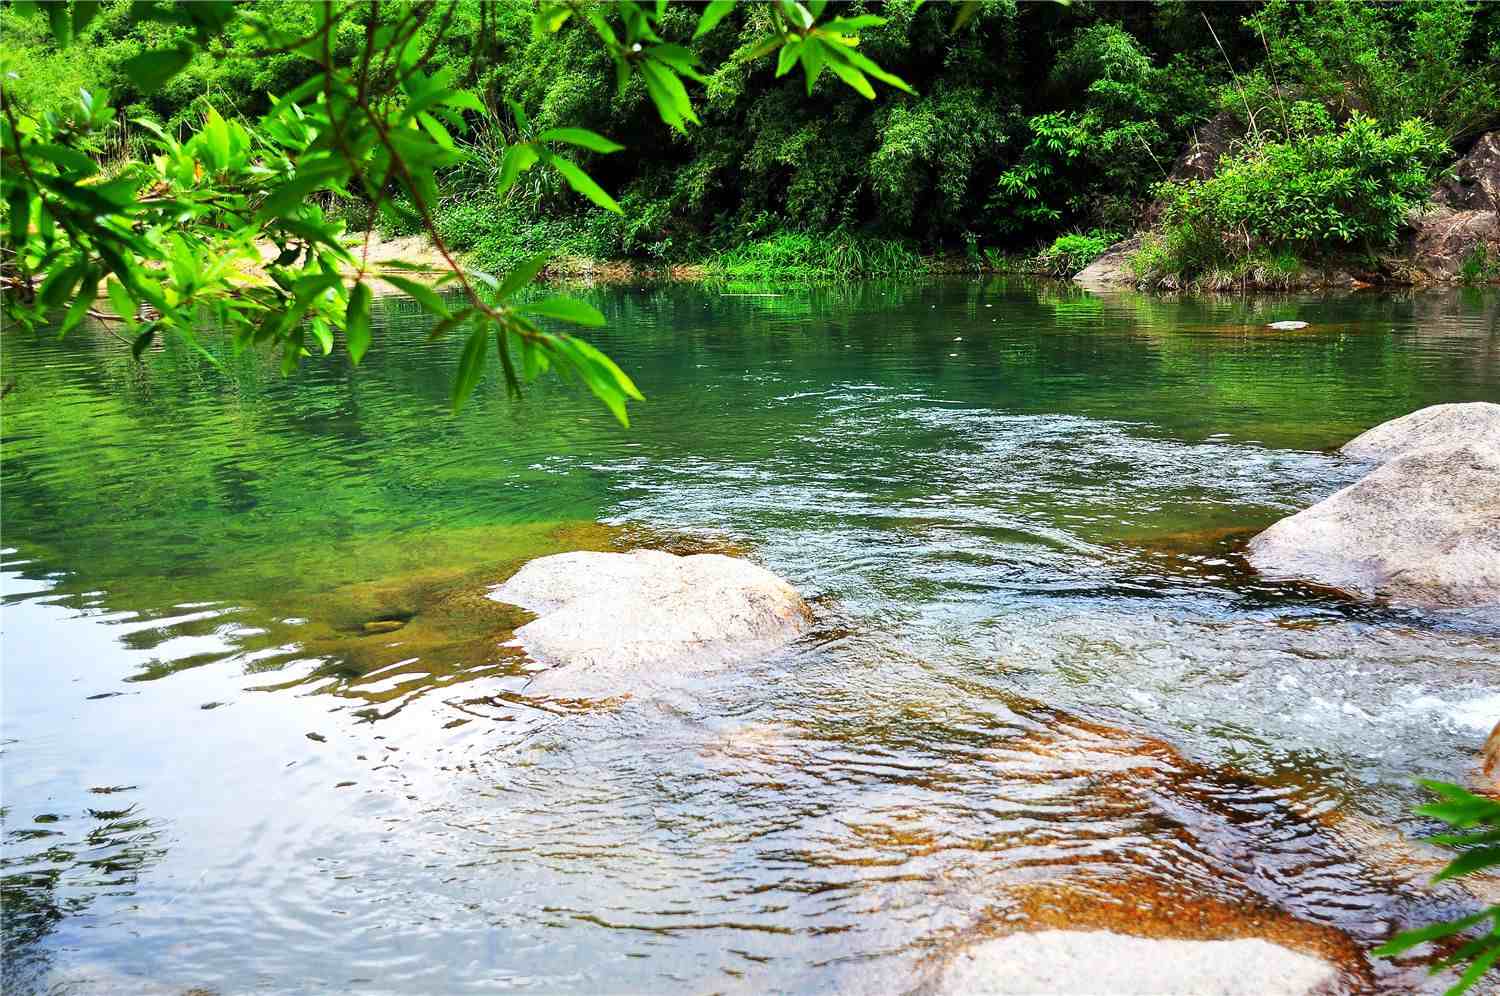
[519,296,606,327]
[451,323,488,411]
[548,155,623,214]
[345,282,372,364]
[536,128,625,153]
[694,0,735,38]
[381,274,452,319]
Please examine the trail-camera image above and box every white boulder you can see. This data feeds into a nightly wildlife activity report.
[929,931,1338,996]
[1340,401,1500,463]
[1246,442,1500,608]
[489,549,811,695]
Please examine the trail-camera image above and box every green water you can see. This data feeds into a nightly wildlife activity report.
[2,278,1498,993]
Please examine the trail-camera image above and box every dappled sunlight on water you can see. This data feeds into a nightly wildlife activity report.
[2,279,1498,992]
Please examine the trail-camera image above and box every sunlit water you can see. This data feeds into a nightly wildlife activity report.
[2,279,1498,994]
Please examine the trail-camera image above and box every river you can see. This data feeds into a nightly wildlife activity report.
[2,278,1498,993]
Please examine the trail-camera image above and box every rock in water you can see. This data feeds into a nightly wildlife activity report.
[1340,401,1500,463]
[1246,442,1500,608]
[928,932,1337,995]
[488,549,811,695]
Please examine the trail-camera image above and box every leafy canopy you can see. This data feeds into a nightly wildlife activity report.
[0,0,913,422]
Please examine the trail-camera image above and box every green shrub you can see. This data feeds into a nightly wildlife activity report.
[1029,230,1121,277]
[1137,109,1450,282]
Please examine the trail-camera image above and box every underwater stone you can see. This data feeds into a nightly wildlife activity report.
[1340,401,1500,463]
[488,549,811,695]
[1248,441,1500,608]
[928,931,1337,996]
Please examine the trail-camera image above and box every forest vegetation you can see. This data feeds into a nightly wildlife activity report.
[3,0,1498,285]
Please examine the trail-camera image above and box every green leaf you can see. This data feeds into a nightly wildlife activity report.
[345,282,372,364]
[827,41,915,95]
[6,187,31,247]
[825,59,875,99]
[200,106,230,171]
[496,254,550,300]
[72,0,101,36]
[38,258,85,308]
[800,38,827,93]
[1453,944,1500,995]
[28,143,99,177]
[648,44,705,80]
[105,277,135,326]
[741,33,787,62]
[441,90,487,114]
[451,323,488,411]
[492,322,521,395]
[640,61,700,133]
[46,0,72,46]
[309,317,333,356]
[694,0,735,38]
[58,268,98,335]
[416,110,455,149]
[256,162,348,222]
[382,274,452,319]
[519,296,606,327]
[548,156,623,214]
[120,44,195,93]
[497,143,539,196]
[569,335,644,401]
[821,15,885,32]
[1375,910,1493,956]
[1433,847,1500,883]
[536,128,625,154]
[777,40,802,77]
[131,322,158,359]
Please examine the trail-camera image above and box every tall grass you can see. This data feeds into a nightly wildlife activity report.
[708,230,922,279]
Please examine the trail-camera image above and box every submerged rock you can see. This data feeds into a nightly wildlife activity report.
[928,931,1337,995]
[488,549,811,695]
[1247,442,1500,608]
[1340,401,1500,463]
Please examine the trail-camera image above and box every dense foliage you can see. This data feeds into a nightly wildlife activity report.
[4,1,1497,281]
[1137,107,1452,286]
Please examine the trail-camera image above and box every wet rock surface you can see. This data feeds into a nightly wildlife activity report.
[1435,131,1500,214]
[1340,401,1500,463]
[1072,236,1141,289]
[488,549,812,695]
[1248,440,1500,608]
[925,931,1338,996]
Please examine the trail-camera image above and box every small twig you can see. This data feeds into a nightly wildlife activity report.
[1204,12,1260,144]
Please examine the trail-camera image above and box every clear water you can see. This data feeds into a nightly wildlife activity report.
[2,278,1498,994]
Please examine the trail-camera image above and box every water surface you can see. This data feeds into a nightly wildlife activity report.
[3,279,1498,993]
